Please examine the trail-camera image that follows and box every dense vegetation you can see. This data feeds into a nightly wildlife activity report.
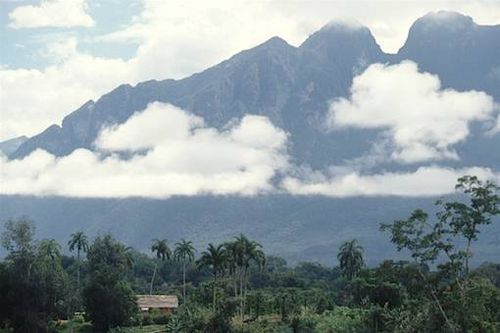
[0,176,499,333]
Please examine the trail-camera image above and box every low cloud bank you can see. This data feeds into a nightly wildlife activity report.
[282,166,499,197]
[0,103,288,198]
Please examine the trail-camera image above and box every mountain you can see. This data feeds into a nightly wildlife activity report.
[0,136,27,156]
[397,11,500,100]
[10,21,386,167]
[394,11,500,168]
[10,12,500,169]
[2,12,500,263]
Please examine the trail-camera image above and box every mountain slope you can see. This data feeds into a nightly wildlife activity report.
[10,23,386,167]
[0,136,27,156]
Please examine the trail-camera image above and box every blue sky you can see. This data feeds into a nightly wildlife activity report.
[0,0,139,69]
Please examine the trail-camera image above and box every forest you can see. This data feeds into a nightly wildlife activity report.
[0,176,499,333]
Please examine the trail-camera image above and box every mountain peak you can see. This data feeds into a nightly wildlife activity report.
[262,36,290,47]
[411,11,475,32]
[319,19,367,33]
[300,19,374,49]
[247,36,294,55]
[398,11,477,56]
[298,19,381,63]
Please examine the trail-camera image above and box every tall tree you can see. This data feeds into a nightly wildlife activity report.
[198,243,226,310]
[228,234,265,320]
[337,239,364,281]
[174,239,196,302]
[1,218,69,332]
[83,235,137,331]
[437,175,499,275]
[39,239,61,261]
[150,239,171,294]
[68,231,88,290]
[381,176,499,332]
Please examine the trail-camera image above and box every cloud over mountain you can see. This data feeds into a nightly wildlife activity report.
[0,103,288,198]
[2,101,498,199]
[328,61,497,163]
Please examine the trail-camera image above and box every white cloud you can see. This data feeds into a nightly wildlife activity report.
[96,0,299,81]
[41,37,79,61]
[96,103,205,151]
[100,0,500,56]
[283,166,500,197]
[0,52,135,141]
[9,0,95,29]
[0,103,288,198]
[328,61,497,163]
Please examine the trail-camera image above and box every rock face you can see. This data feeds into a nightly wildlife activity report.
[2,12,500,263]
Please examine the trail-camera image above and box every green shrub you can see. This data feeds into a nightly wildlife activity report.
[152,313,170,325]
[315,307,370,333]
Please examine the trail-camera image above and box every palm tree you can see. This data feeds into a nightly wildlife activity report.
[150,239,171,294]
[223,240,240,297]
[39,239,62,261]
[229,234,266,320]
[121,245,135,269]
[240,236,265,320]
[198,243,226,310]
[68,231,88,290]
[174,239,196,302]
[337,239,364,280]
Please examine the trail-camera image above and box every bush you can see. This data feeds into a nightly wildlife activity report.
[141,313,152,326]
[152,313,170,325]
[315,307,370,333]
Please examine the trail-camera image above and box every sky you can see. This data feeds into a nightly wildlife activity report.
[0,0,499,198]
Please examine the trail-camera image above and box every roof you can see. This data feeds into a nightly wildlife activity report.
[136,295,179,309]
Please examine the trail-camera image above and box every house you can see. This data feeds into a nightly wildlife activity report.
[136,295,179,313]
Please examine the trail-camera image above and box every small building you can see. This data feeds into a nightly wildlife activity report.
[136,295,179,314]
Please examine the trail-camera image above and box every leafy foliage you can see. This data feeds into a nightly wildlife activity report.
[83,235,138,331]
